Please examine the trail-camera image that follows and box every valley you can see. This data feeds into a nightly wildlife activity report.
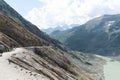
[0,0,120,80]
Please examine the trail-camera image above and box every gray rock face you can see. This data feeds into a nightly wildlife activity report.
[0,45,100,80]
[0,43,5,52]
[7,47,79,80]
[7,46,95,80]
[0,44,5,50]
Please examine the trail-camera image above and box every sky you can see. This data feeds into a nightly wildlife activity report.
[4,0,120,29]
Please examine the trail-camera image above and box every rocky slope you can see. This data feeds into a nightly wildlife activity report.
[0,12,98,79]
[65,51,105,80]
[0,0,65,51]
[0,47,95,80]
[0,12,49,52]
[0,48,50,80]
[0,11,95,80]
[51,14,120,56]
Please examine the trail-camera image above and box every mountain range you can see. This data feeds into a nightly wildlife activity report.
[51,14,120,56]
[42,24,79,34]
[0,0,104,80]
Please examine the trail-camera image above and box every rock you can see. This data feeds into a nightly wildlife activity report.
[8,47,94,80]
[0,43,5,53]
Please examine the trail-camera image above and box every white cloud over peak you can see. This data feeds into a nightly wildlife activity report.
[25,0,120,29]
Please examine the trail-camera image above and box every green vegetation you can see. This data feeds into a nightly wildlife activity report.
[77,77,84,80]
[0,50,3,53]
[51,14,120,56]
[50,28,76,43]
[9,16,23,27]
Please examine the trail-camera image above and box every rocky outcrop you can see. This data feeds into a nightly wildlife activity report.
[0,32,21,52]
[7,46,94,80]
[9,47,78,80]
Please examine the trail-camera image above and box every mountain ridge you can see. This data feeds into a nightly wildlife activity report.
[51,14,120,56]
[0,0,65,51]
[0,1,105,80]
[0,2,95,80]
[0,12,49,52]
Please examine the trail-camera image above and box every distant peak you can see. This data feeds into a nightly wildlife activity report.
[102,14,120,17]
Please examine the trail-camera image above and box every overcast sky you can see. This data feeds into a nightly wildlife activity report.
[4,0,120,29]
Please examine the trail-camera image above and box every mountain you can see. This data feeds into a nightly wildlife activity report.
[0,12,49,52]
[42,24,79,34]
[50,26,77,43]
[42,27,65,34]
[0,0,65,51]
[0,12,95,80]
[0,0,103,80]
[0,10,95,80]
[51,14,120,56]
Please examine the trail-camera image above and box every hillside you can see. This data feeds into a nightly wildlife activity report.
[0,12,49,52]
[1,46,97,80]
[51,14,120,56]
[0,11,97,80]
[0,0,64,51]
[0,0,102,80]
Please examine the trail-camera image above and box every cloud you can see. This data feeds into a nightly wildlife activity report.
[25,0,120,29]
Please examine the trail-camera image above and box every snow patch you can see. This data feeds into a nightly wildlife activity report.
[104,21,115,33]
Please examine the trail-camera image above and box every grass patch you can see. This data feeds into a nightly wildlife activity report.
[77,77,84,80]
